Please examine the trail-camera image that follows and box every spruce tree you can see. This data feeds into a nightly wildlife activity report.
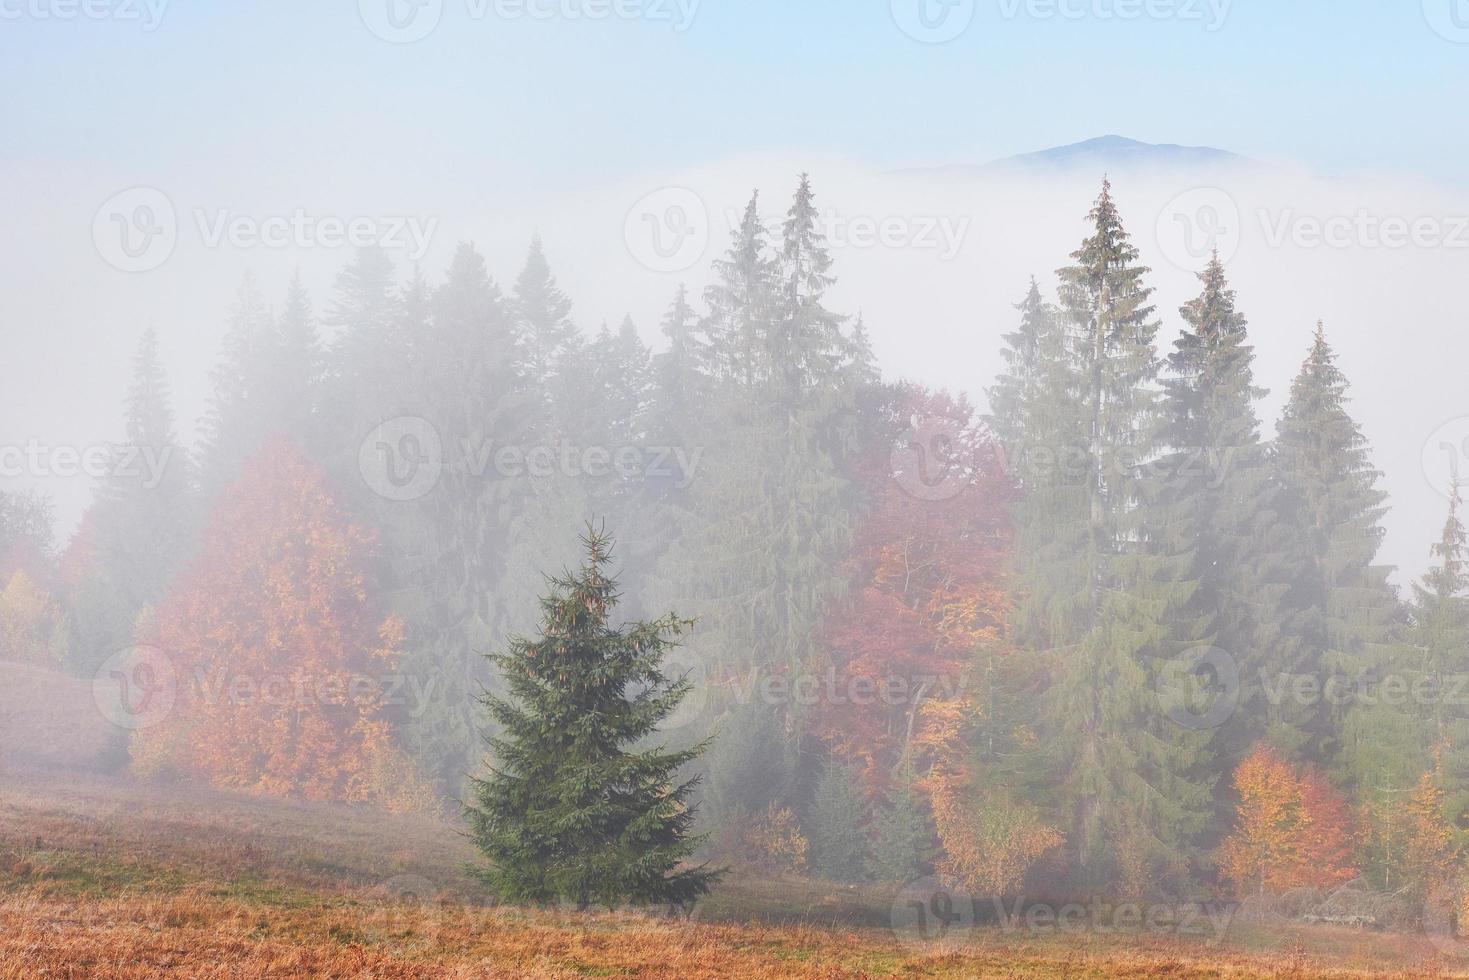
[464,526,722,910]
[1033,179,1213,889]
[807,762,869,882]
[395,243,536,792]
[868,775,934,883]
[1158,254,1317,764]
[1413,484,1469,845]
[197,273,277,501]
[1273,325,1410,789]
[512,235,577,384]
[67,328,193,672]
[652,178,858,753]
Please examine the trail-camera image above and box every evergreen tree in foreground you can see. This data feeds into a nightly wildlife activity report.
[465,526,723,909]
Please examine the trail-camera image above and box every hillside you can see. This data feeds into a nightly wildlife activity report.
[0,768,1459,978]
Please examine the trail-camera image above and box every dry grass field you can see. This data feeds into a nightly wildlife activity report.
[0,767,1464,978]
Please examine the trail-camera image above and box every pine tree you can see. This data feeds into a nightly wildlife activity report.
[1158,254,1317,764]
[512,235,577,384]
[1411,484,1469,844]
[464,526,723,910]
[1033,179,1214,889]
[652,178,858,766]
[393,243,537,792]
[318,247,411,504]
[806,762,869,882]
[987,278,1089,652]
[1273,325,1411,789]
[868,775,934,883]
[702,191,777,386]
[270,271,321,444]
[197,273,277,501]
[66,329,193,673]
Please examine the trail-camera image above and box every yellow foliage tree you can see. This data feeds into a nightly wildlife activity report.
[0,570,66,666]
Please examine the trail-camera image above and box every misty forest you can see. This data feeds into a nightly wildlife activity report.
[6,161,1469,966]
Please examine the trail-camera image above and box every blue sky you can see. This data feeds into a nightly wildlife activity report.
[3,0,1467,184]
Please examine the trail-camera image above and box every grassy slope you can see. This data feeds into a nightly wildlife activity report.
[0,768,1462,978]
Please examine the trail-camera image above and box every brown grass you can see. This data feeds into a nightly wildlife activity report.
[0,768,1463,978]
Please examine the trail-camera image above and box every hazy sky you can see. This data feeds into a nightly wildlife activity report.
[3,1,1468,586]
[5,2,1469,183]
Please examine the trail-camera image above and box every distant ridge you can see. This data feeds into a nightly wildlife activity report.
[898,135,1254,177]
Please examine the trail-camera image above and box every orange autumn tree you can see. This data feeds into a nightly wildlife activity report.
[1385,755,1461,897]
[132,441,431,811]
[1218,744,1357,894]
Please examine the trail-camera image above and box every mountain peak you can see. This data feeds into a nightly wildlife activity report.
[897,136,1252,178]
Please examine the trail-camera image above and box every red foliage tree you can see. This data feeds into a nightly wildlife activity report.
[131,441,430,810]
[817,385,1015,793]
